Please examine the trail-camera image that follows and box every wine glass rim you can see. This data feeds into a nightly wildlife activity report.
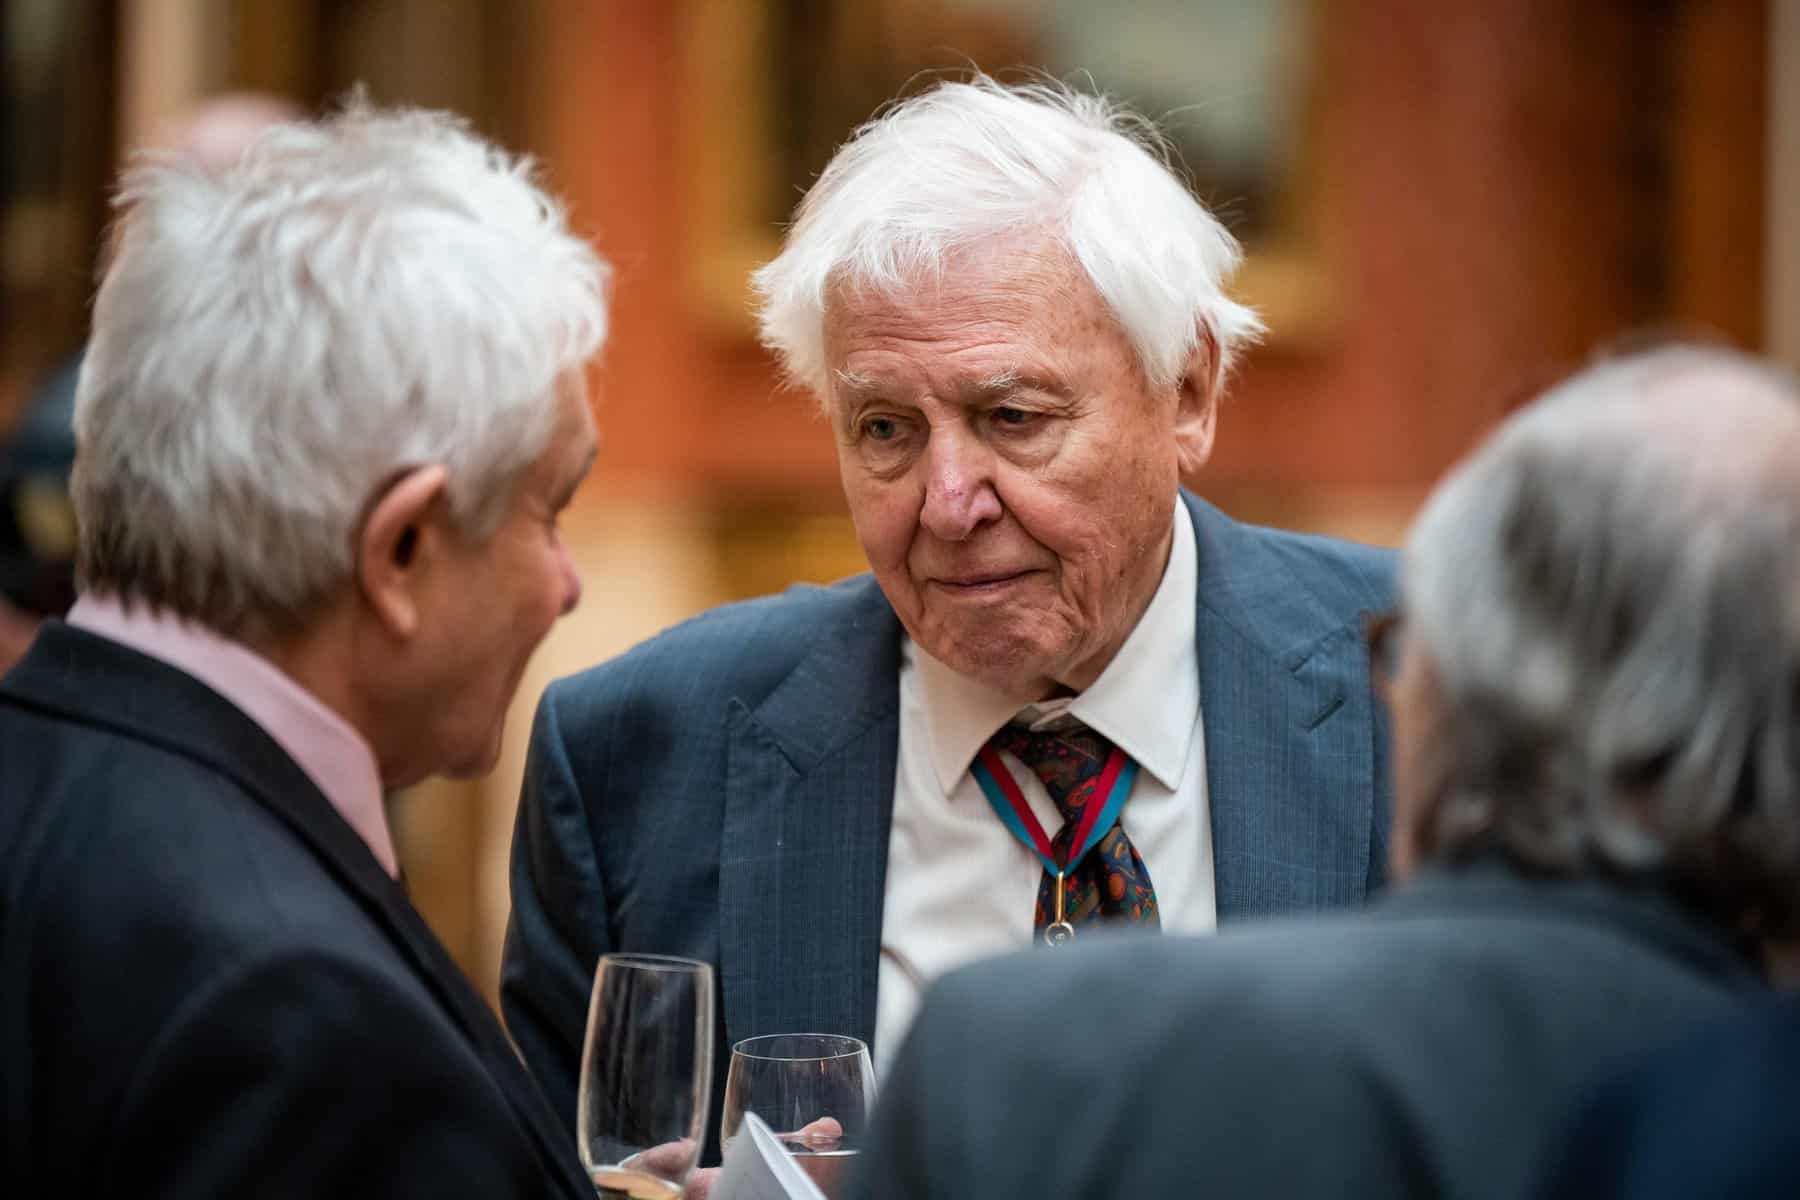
[731,1032,869,1061]
[600,952,711,973]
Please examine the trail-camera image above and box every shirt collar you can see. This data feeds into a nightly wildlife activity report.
[911,499,1201,795]
[66,593,398,877]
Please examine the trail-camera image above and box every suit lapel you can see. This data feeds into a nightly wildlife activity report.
[3,625,591,1197]
[709,497,1383,1036]
[718,580,901,1060]
[1183,493,1382,919]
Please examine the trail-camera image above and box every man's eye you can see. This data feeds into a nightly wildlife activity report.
[863,417,901,441]
[992,407,1036,428]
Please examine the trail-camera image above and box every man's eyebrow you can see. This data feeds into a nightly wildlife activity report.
[971,369,1071,399]
[831,367,1072,402]
[833,369,884,397]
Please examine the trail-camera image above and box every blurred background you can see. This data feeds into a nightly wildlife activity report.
[1,0,1793,1005]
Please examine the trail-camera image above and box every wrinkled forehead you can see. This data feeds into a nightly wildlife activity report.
[818,235,1126,383]
[826,223,1075,294]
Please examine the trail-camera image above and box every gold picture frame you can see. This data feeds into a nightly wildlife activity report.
[680,0,1336,345]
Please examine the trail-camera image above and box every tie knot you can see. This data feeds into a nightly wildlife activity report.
[989,721,1115,822]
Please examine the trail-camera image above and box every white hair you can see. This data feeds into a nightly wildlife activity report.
[1402,345,1800,936]
[74,100,610,639]
[753,74,1264,403]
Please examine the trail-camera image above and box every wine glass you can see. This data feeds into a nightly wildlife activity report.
[577,954,715,1199]
[720,1033,876,1198]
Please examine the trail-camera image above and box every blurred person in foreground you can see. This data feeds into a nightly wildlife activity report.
[851,344,1800,1200]
[1539,992,1800,1198]
[505,73,1395,1162]
[0,101,609,1197]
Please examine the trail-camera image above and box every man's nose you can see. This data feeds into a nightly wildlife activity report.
[918,431,1002,542]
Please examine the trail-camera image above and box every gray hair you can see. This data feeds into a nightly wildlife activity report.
[753,74,1264,405]
[74,100,610,640]
[1402,345,1800,937]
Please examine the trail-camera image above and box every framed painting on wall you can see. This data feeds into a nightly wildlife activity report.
[682,0,1334,345]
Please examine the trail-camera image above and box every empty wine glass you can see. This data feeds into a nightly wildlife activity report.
[720,1033,875,1198]
[577,954,715,1199]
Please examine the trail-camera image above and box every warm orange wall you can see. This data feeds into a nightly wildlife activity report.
[533,0,839,502]
[534,0,1763,512]
[1217,0,1642,494]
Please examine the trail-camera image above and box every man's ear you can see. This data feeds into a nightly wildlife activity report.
[1173,328,1221,477]
[355,464,451,640]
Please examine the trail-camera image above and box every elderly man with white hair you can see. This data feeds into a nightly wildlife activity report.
[0,103,607,1197]
[851,344,1800,1200]
[504,75,1396,1162]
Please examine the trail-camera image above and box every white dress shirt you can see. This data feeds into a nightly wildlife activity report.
[874,500,1215,1075]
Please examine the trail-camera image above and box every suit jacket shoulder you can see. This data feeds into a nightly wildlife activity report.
[1539,994,1800,1197]
[547,575,895,717]
[1183,491,1396,655]
[0,627,588,1198]
[858,866,1760,1200]
[1235,517,1398,613]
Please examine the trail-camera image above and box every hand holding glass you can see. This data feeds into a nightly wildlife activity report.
[721,1033,875,1198]
[578,954,715,1199]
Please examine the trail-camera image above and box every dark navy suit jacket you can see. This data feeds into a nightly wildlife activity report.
[502,491,1397,1158]
[853,863,1764,1200]
[1539,994,1800,1198]
[0,625,590,1198]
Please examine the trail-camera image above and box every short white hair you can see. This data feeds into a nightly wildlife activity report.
[74,100,610,639]
[753,74,1265,403]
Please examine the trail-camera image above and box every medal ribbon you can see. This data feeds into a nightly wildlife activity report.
[971,743,1138,877]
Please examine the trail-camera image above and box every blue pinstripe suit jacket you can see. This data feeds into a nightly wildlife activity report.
[502,490,1397,1160]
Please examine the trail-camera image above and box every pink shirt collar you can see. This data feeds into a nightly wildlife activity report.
[67,593,398,877]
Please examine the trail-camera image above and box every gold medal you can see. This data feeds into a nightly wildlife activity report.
[1044,869,1075,947]
[970,741,1139,952]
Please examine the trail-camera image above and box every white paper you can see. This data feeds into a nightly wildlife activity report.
[711,1113,828,1200]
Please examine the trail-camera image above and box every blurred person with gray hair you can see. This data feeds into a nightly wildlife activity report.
[850,345,1800,1200]
[504,73,1395,1167]
[0,100,608,1198]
